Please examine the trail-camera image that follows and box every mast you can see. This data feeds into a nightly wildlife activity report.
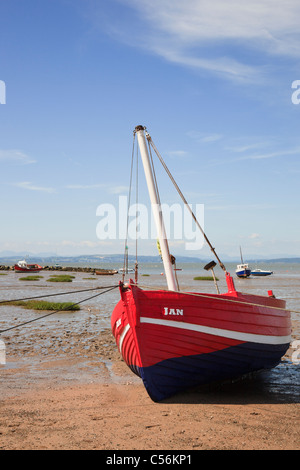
[240,246,244,264]
[135,125,178,291]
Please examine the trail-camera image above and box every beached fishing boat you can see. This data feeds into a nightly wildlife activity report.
[251,269,273,277]
[235,247,251,278]
[236,263,251,278]
[95,269,118,275]
[111,126,291,402]
[118,267,135,274]
[14,260,43,273]
[118,246,135,274]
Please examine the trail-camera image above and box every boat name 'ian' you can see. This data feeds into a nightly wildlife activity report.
[164,307,184,316]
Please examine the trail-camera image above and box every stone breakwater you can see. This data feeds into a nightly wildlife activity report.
[0,265,118,274]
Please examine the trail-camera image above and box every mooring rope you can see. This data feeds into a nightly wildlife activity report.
[0,285,119,335]
[0,284,119,305]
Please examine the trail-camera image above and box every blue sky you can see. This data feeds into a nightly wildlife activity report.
[0,0,299,260]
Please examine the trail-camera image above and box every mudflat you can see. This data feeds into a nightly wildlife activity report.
[0,328,299,450]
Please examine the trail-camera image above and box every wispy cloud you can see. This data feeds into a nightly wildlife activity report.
[166,150,188,158]
[14,182,56,193]
[109,185,129,194]
[97,0,300,82]
[234,147,300,161]
[187,131,223,144]
[65,184,106,189]
[225,141,271,153]
[65,183,128,194]
[0,149,36,164]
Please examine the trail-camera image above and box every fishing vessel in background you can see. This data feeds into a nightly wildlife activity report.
[251,268,273,277]
[111,126,291,402]
[14,260,43,273]
[95,269,118,275]
[118,245,135,274]
[235,247,251,278]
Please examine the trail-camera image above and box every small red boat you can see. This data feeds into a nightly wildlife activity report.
[111,126,291,402]
[14,260,43,273]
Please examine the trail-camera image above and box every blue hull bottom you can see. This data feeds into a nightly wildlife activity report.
[251,273,273,276]
[134,342,290,402]
[236,270,251,278]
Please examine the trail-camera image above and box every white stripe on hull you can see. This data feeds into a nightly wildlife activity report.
[119,323,130,353]
[140,317,291,345]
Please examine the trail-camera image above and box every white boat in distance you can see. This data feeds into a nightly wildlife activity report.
[251,269,273,277]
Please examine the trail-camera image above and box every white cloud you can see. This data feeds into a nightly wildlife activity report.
[235,147,300,161]
[65,183,128,194]
[166,150,188,158]
[0,149,36,164]
[103,0,300,81]
[14,181,56,193]
[109,185,129,194]
[250,233,260,239]
[61,240,99,248]
[187,131,223,143]
[65,184,105,189]
[125,0,300,52]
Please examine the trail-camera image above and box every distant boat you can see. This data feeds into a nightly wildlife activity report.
[251,269,273,277]
[111,126,291,402]
[119,245,135,274]
[14,260,43,273]
[236,247,251,278]
[236,263,251,278]
[118,267,135,274]
[95,269,118,275]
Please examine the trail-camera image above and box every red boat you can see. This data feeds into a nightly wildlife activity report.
[111,126,291,402]
[112,275,291,402]
[14,260,43,273]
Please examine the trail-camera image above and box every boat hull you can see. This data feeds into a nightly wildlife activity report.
[111,277,291,401]
[95,270,118,275]
[14,264,43,273]
[251,270,273,277]
[236,269,251,278]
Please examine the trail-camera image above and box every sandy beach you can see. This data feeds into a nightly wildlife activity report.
[0,267,299,451]
[1,326,299,451]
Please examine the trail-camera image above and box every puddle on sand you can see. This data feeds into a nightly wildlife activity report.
[257,362,300,402]
[0,361,22,370]
[204,361,300,404]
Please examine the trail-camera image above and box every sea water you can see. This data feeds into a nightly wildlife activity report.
[0,262,299,400]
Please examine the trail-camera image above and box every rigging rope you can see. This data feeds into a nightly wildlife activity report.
[0,285,119,335]
[146,132,227,273]
[147,133,179,290]
[0,285,118,305]
[122,133,136,282]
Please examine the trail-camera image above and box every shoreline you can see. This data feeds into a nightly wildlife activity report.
[0,270,299,450]
[0,330,299,450]
[1,359,299,450]
[0,265,118,274]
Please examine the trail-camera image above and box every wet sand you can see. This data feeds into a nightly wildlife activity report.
[0,327,299,450]
[0,269,299,450]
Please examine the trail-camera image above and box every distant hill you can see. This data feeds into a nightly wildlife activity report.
[0,252,299,267]
[262,257,300,263]
[0,253,205,266]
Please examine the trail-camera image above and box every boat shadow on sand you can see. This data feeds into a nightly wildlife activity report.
[162,363,300,405]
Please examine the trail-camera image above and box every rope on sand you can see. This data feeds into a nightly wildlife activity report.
[0,285,119,334]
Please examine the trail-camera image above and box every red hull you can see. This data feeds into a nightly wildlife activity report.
[111,274,291,401]
[14,264,43,273]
